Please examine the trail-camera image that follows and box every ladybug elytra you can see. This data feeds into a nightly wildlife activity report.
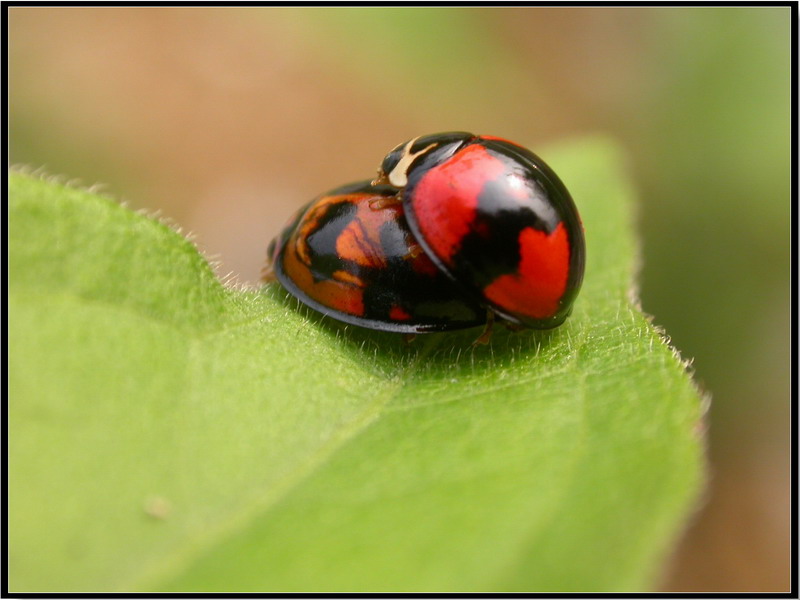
[267,132,585,335]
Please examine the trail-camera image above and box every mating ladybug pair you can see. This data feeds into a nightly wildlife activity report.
[266,132,585,338]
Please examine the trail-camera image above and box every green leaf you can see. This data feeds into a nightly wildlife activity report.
[8,139,705,593]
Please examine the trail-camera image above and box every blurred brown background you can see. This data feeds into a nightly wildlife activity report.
[9,7,791,592]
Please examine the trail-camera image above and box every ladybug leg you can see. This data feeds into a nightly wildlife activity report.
[472,309,496,346]
[368,195,403,211]
[404,243,425,260]
[403,332,417,345]
[371,171,390,186]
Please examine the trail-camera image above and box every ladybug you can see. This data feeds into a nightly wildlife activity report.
[266,132,584,335]
[267,180,487,332]
[373,132,585,329]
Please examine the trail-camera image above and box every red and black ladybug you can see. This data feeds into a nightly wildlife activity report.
[266,132,585,334]
[373,132,585,329]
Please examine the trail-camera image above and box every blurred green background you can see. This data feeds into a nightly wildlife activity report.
[9,7,790,592]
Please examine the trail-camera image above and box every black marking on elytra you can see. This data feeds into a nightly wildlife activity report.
[451,164,561,289]
[304,200,358,281]
[378,215,414,266]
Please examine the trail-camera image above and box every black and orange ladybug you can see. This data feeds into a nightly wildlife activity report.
[267,180,486,332]
[267,132,585,334]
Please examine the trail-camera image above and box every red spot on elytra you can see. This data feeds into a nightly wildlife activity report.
[410,145,505,265]
[335,202,400,268]
[410,252,441,277]
[389,305,412,321]
[483,222,570,320]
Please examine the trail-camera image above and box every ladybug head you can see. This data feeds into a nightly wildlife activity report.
[373,131,475,189]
